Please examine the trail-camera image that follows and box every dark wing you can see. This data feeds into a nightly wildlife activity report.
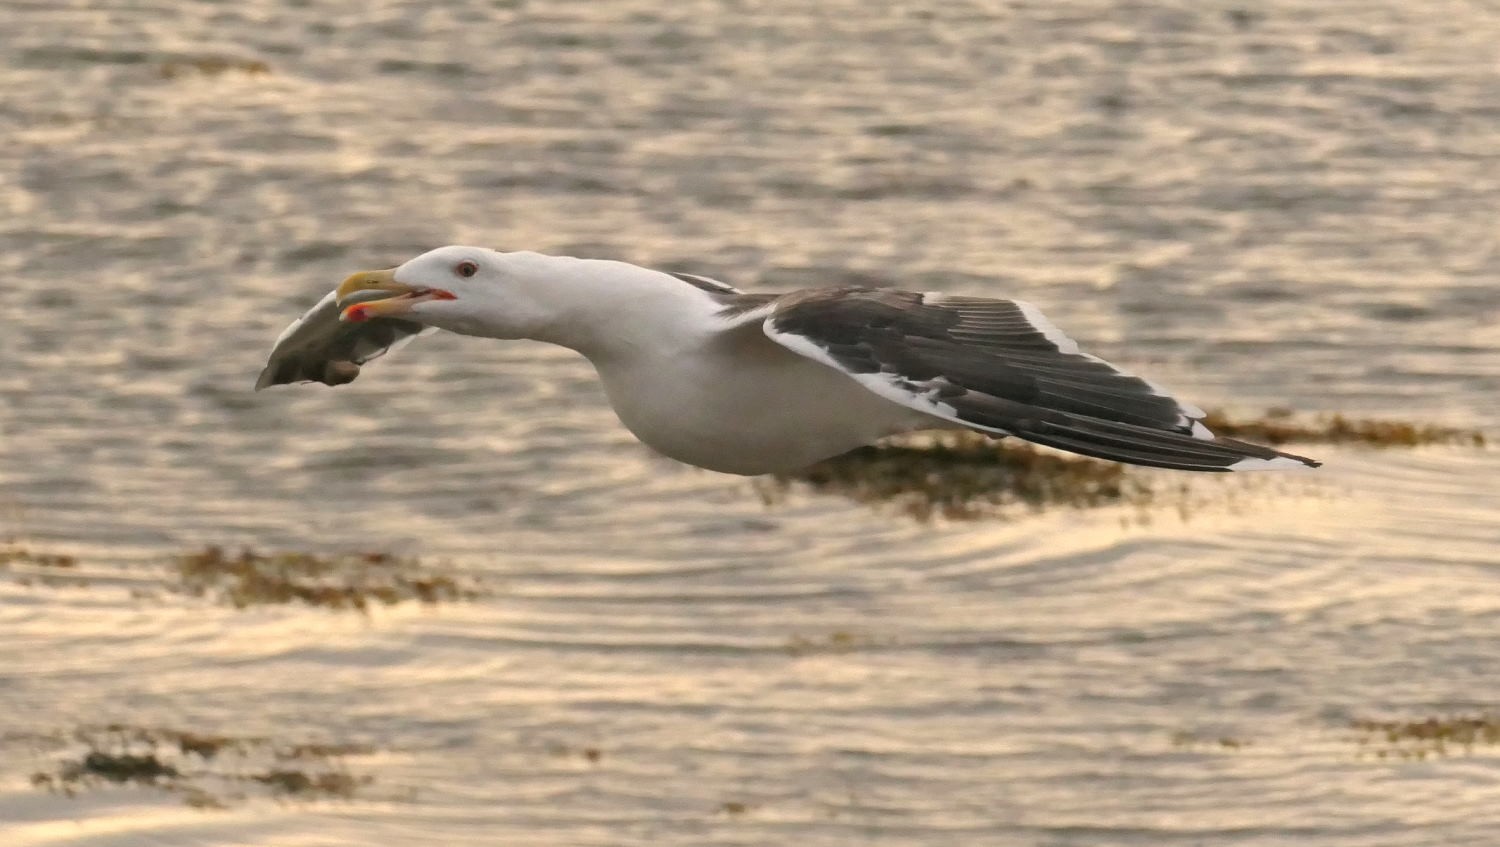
[254,289,434,390]
[762,287,1319,472]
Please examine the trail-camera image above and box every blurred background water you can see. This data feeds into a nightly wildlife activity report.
[1,1,1499,844]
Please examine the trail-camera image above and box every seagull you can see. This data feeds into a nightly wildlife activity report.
[257,246,1320,475]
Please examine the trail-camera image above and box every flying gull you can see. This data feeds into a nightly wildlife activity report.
[257,247,1320,475]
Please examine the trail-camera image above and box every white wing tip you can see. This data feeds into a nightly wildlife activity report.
[1012,300,1081,355]
[1228,454,1320,472]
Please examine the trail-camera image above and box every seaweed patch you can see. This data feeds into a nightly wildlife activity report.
[1170,730,1252,750]
[1351,715,1500,760]
[28,724,376,807]
[783,630,894,656]
[1168,715,1500,761]
[760,410,1486,520]
[0,545,78,570]
[0,544,85,589]
[174,546,482,611]
[758,430,1148,521]
[158,57,271,79]
[1201,409,1486,448]
[1,545,483,610]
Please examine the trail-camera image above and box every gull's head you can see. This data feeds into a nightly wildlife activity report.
[337,246,527,336]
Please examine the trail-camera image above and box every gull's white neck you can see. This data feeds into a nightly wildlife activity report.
[487,252,725,363]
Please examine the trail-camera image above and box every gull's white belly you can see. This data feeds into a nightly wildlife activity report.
[593,339,934,475]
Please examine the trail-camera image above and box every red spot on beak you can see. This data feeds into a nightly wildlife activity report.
[343,304,372,323]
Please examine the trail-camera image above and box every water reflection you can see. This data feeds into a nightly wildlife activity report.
[2,0,1498,844]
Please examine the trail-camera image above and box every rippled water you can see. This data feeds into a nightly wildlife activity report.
[2,1,1499,844]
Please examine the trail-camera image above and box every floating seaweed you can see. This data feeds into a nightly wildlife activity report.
[1,545,482,610]
[1351,715,1500,759]
[158,57,271,79]
[759,430,1150,521]
[251,769,370,798]
[82,725,248,760]
[539,740,604,765]
[65,751,179,785]
[1167,715,1500,761]
[762,410,1486,520]
[1202,409,1486,448]
[1169,730,1252,750]
[174,546,482,611]
[0,545,85,590]
[783,630,892,656]
[0,545,78,569]
[29,724,375,807]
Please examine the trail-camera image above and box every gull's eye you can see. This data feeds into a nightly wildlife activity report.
[455,260,478,278]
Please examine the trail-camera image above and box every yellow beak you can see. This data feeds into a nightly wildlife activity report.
[336,268,423,323]
[336,269,414,304]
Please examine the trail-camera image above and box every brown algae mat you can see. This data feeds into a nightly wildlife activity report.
[761,410,1486,520]
[157,57,271,79]
[28,724,375,808]
[0,545,83,589]
[0,546,78,569]
[0,544,484,612]
[758,431,1147,521]
[175,547,482,611]
[1172,715,1500,762]
[1351,715,1500,760]
[782,630,895,657]
[1198,409,1485,449]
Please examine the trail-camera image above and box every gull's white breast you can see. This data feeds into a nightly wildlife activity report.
[591,326,935,475]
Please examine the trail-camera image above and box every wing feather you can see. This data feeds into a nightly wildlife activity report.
[762,287,1319,472]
